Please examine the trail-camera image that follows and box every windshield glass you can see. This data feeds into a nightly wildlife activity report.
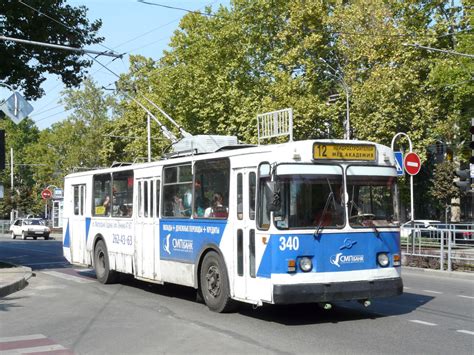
[273,165,344,229]
[346,166,398,228]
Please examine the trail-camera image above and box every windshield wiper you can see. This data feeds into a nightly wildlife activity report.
[314,191,334,239]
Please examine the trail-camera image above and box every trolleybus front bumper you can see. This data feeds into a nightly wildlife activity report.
[273,277,403,304]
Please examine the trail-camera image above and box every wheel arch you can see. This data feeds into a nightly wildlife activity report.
[194,243,229,290]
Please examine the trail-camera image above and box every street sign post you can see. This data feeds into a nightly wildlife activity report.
[404,152,421,175]
[394,151,404,176]
[41,189,52,200]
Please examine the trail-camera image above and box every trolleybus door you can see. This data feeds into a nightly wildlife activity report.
[71,184,86,264]
[233,168,259,301]
[135,178,161,280]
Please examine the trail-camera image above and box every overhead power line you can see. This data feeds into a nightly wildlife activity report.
[137,0,217,17]
[404,43,474,59]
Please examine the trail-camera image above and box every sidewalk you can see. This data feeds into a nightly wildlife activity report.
[0,264,34,298]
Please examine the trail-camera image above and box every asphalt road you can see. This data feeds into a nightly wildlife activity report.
[0,236,473,354]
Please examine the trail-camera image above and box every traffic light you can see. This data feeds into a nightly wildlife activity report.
[454,169,471,191]
[0,130,4,170]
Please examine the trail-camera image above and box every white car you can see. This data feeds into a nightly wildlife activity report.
[400,220,441,238]
[10,218,51,240]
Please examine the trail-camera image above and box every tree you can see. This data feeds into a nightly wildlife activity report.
[24,78,118,187]
[429,160,460,222]
[0,0,103,99]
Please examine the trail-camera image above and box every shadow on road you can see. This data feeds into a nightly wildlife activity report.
[119,277,435,325]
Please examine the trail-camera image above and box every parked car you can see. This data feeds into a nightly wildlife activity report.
[400,220,441,238]
[10,218,51,240]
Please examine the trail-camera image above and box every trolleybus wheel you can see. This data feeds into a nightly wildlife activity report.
[200,251,236,313]
[94,240,118,284]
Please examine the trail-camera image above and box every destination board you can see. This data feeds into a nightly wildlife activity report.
[313,143,376,161]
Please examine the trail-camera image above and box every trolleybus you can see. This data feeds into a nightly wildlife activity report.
[63,137,403,312]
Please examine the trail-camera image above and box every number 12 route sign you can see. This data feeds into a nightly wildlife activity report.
[404,152,421,175]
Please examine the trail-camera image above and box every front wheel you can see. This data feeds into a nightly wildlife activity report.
[199,251,236,313]
[94,240,118,284]
[11,232,15,239]
[21,232,27,240]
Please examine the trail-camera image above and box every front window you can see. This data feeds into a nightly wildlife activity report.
[347,166,398,228]
[272,164,344,229]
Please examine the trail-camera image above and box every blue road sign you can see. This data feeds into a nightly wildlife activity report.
[394,151,404,176]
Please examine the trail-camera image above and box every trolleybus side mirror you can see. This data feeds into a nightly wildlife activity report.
[259,163,271,178]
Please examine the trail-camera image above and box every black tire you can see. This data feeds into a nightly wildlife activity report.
[44,235,49,240]
[199,251,236,313]
[33,236,37,240]
[94,240,118,284]
[21,232,27,240]
[11,232,15,239]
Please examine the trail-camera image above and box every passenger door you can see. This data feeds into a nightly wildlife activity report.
[70,185,86,264]
[233,168,259,301]
[135,178,161,280]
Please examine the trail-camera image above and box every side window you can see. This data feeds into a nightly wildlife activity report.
[73,185,86,216]
[249,172,256,220]
[257,163,272,230]
[74,186,80,216]
[155,179,160,217]
[112,170,134,218]
[163,164,192,218]
[93,173,111,216]
[237,173,243,220]
[194,159,230,219]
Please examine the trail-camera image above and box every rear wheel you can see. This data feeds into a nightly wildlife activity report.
[199,251,236,313]
[44,235,49,240]
[94,240,118,284]
[11,232,15,239]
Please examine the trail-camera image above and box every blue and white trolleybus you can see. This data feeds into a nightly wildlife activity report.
[63,136,403,312]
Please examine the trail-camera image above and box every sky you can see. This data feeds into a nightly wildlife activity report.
[14,0,230,130]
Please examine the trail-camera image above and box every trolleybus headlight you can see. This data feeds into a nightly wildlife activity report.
[377,253,389,267]
[299,257,313,272]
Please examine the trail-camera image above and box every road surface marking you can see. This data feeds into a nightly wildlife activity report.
[456,330,474,335]
[458,295,474,300]
[42,270,95,284]
[422,290,443,294]
[0,335,45,343]
[0,334,71,354]
[403,286,411,290]
[409,320,437,326]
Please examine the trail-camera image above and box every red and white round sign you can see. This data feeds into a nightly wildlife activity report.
[41,189,52,200]
[404,152,421,175]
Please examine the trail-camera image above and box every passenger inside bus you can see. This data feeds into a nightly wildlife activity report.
[204,192,228,218]
[172,195,185,217]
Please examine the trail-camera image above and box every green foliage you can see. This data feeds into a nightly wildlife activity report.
[0,0,103,99]
[1,0,471,220]
[429,160,459,209]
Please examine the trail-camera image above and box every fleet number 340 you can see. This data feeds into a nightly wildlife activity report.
[279,236,300,251]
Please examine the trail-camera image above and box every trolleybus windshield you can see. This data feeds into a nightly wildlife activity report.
[272,164,344,229]
[346,166,398,228]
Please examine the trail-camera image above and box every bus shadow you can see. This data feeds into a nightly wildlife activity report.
[236,292,434,325]
[120,276,434,325]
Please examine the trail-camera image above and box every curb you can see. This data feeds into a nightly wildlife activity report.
[0,266,34,298]
[403,266,474,280]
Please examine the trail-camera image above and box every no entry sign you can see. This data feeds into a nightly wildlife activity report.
[404,152,421,175]
[41,189,52,200]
